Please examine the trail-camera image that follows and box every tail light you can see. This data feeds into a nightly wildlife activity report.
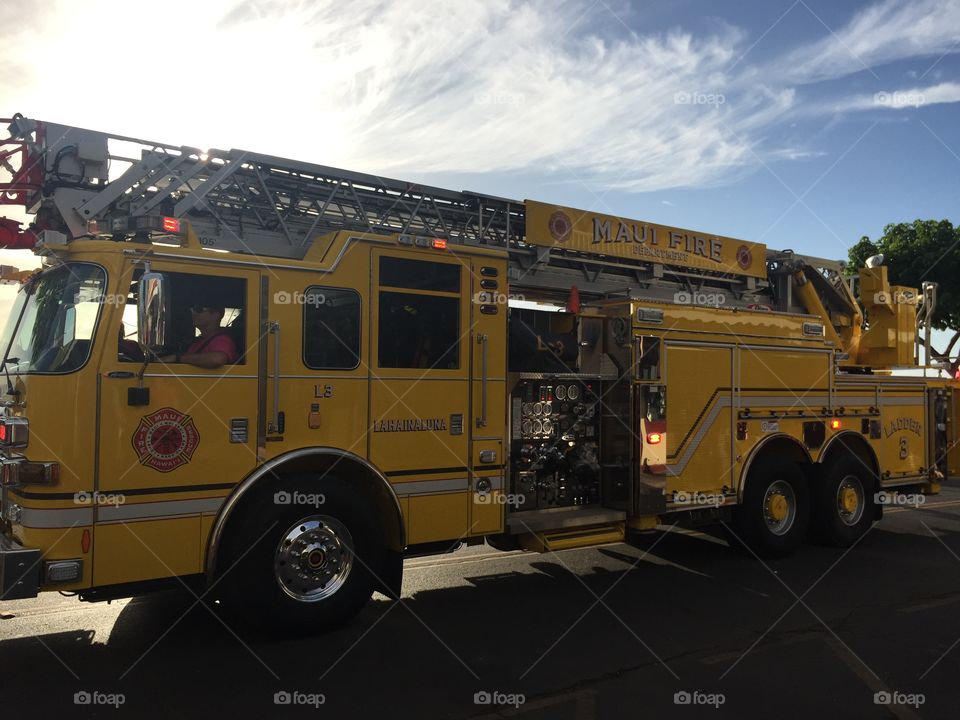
[0,416,28,447]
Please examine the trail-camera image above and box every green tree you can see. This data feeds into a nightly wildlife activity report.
[847,219,960,361]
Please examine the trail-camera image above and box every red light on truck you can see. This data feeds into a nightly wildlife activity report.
[830,419,841,430]
[646,432,662,444]
[0,217,37,249]
[162,217,181,233]
[432,238,447,249]
[0,423,6,442]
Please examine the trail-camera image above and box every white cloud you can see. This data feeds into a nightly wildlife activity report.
[779,0,960,84]
[831,81,960,112]
[0,0,957,198]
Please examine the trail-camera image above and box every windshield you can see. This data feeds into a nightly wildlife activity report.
[0,263,107,374]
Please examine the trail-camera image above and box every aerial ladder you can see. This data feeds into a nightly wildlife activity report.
[0,112,944,370]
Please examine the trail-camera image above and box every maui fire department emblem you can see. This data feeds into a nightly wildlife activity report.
[548,211,573,243]
[736,244,753,269]
[131,407,200,472]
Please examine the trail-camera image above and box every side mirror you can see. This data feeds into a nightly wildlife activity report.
[137,272,171,351]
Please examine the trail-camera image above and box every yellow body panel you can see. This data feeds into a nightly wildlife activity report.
[664,344,733,492]
[94,518,202,586]
[405,492,469,545]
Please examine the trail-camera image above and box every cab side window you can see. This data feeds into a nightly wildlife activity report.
[120,271,247,364]
[377,257,460,370]
[303,287,361,370]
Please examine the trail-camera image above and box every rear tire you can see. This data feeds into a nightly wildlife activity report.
[732,458,810,558]
[811,456,875,547]
[216,476,380,634]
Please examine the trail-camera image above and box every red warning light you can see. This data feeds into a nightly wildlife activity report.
[432,238,447,249]
[830,419,842,430]
[162,217,181,233]
[646,432,662,445]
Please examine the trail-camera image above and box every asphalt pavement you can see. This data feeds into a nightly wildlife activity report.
[2,483,959,719]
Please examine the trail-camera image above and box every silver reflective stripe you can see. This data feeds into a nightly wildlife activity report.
[668,398,732,477]
[483,476,504,491]
[20,506,94,529]
[393,477,470,496]
[97,497,225,524]
[878,397,924,406]
[741,395,830,407]
[669,391,927,477]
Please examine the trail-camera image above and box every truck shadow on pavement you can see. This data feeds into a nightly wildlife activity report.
[1,522,958,719]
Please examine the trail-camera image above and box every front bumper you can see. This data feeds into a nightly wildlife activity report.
[0,533,40,600]
[0,455,59,487]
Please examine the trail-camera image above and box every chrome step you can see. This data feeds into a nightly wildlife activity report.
[506,506,626,534]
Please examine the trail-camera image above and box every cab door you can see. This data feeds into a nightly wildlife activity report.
[469,258,508,534]
[94,263,262,586]
[369,248,471,545]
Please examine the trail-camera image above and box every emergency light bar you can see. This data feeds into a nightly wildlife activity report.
[110,216,183,235]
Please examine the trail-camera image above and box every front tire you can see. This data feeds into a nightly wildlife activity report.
[732,458,810,557]
[216,477,380,634]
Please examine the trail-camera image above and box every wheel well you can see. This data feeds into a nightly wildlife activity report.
[739,434,812,500]
[819,431,880,485]
[206,448,405,585]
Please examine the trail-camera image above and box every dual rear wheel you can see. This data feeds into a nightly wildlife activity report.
[732,454,875,557]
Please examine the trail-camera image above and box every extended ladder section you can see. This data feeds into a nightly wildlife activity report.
[2,116,777,306]
[0,114,850,312]
[0,114,525,257]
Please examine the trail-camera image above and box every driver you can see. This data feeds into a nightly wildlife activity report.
[159,302,239,368]
[118,327,145,362]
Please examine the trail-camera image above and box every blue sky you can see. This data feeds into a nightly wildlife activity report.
[0,0,958,292]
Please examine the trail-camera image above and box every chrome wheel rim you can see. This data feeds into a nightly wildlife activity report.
[836,474,865,526]
[274,515,354,602]
[763,479,796,536]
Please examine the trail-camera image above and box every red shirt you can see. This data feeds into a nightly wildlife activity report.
[187,332,239,364]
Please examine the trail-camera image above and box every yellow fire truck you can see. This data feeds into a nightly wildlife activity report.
[0,113,956,631]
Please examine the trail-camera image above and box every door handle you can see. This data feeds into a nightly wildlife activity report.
[267,321,282,433]
[477,333,488,428]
